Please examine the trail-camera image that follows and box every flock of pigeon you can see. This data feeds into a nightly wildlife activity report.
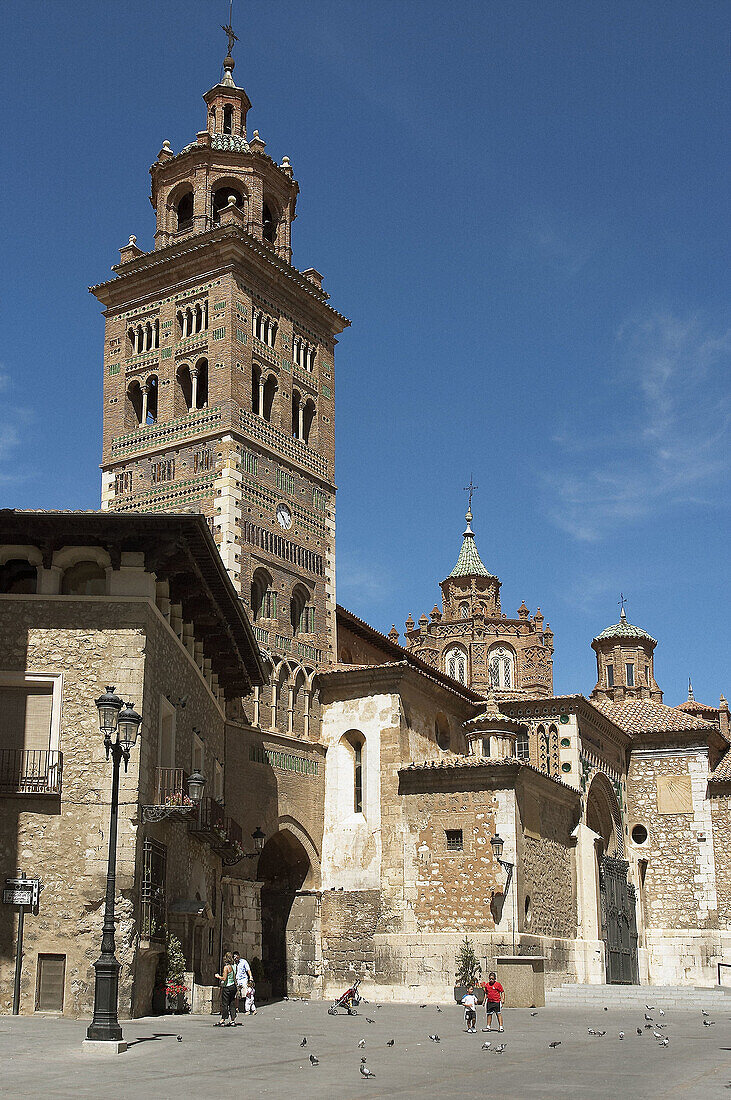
[288,1001,718,1079]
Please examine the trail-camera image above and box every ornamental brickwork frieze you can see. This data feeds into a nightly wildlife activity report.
[521,645,551,682]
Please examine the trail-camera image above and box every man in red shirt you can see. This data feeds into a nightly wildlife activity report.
[481,972,505,1032]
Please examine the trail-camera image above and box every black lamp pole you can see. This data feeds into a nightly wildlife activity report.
[86,689,141,1044]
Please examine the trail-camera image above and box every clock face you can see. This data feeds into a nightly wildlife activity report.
[276,503,292,529]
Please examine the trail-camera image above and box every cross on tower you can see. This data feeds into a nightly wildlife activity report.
[222,1,238,56]
[464,476,478,512]
[619,592,627,618]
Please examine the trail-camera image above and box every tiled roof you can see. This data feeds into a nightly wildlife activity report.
[400,755,578,794]
[594,698,715,735]
[676,699,719,715]
[710,752,731,781]
[593,619,656,643]
[181,133,251,155]
[448,512,495,580]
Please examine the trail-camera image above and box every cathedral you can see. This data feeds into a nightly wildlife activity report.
[0,33,729,1018]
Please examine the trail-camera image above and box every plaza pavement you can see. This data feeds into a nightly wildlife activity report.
[0,998,729,1099]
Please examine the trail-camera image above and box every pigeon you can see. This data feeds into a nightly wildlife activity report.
[653,1031,663,1039]
[530,1011,539,1017]
[429,1034,441,1042]
[603,1007,608,1011]
[366,1017,375,1024]
[177,1035,182,1042]
[637,1028,643,1035]
[309,1054,319,1066]
[420,1004,427,1008]
[300,1038,307,1047]
[376,1004,382,1009]
[659,1038,669,1047]
[657,1023,667,1029]
[493,1043,506,1053]
[482,1041,492,1049]
[703,1020,715,1027]
[659,1009,665,1016]
[702,1010,710,1017]
[436,1007,442,1013]
[644,1024,654,1030]
[360,1059,376,1078]
[644,1013,653,1021]
[619,1032,625,1039]
[358,1039,366,1048]
[549,1041,561,1048]
[646,1005,655,1011]
[387,1039,395,1047]
[595,1031,606,1037]
[588,1027,596,1034]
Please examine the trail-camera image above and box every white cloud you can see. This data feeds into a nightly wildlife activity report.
[545,312,731,541]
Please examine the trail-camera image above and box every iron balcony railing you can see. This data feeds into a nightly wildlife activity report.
[189,797,245,864]
[0,750,63,795]
[154,766,193,809]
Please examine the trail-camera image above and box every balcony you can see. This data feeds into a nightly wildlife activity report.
[0,750,62,795]
[189,797,245,865]
[143,767,195,823]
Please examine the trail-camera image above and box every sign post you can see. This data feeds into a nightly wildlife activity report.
[3,871,43,1014]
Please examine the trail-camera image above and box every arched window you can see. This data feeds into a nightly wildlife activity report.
[223,104,234,135]
[262,201,276,244]
[302,400,316,444]
[212,186,244,225]
[537,724,549,774]
[176,190,193,231]
[488,645,515,689]
[177,364,193,410]
[61,561,106,596]
[435,713,450,751]
[340,647,353,664]
[127,380,143,426]
[0,559,37,594]
[144,375,158,423]
[252,364,261,415]
[292,390,301,439]
[262,374,277,422]
[290,585,308,635]
[341,731,365,815]
[444,645,468,684]
[459,603,470,619]
[193,358,208,409]
[251,568,275,620]
[516,729,530,761]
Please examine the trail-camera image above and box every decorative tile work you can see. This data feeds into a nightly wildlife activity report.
[249,745,318,776]
[239,409,327,477]
[111,406,223,456]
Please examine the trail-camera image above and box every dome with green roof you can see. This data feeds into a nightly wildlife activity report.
[447,508,495,580]
[593,607,656,645]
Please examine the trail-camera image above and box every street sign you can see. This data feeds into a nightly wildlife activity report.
[3,887,33,906]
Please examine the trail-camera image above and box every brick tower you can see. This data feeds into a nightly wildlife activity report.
[403,503,554,698]
[91,38,349,707]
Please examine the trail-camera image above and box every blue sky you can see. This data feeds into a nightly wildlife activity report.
[0,1,728,704]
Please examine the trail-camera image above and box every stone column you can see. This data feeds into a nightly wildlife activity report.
[140,385,149,426]
[190,368,199,410]
[258,377,265,417]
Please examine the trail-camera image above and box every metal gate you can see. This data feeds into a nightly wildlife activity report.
[600,856,639,984]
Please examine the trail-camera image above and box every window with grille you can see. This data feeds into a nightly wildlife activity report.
[626,662,635,687]
[607,663,614,687]
[516,732,530,761]
[313,488,328,513]
[277,467,297,496]
[488,645,515,689]
[140,839,167,944]
[242,451,258,476]
[446,829,463,851]
[444,645,467,683]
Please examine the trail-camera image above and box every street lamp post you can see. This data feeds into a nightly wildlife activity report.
[490,833,517,954]
[86,688,142,1046]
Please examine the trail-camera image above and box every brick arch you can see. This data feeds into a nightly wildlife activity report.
[586,771,624,857]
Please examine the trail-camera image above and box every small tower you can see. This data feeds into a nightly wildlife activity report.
[463,693,528,760]
[403,500,554,697]
[590,603,662,702]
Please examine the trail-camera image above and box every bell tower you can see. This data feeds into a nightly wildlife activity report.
[92,28,349,721]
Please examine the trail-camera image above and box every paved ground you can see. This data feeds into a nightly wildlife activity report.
[1,999,730,1099]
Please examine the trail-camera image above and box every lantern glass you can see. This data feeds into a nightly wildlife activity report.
[252,826,265,853]
[95,686,123,735]
[117,702,142,748]
[187,771,206,804]
[490,833,504,860]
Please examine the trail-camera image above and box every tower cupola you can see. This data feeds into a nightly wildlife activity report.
[590,601,662,702]
[439,505,501,620]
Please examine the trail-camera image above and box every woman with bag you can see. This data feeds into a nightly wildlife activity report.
[215,952,237,1026]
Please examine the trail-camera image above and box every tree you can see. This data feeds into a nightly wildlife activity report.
[455,937,481,987]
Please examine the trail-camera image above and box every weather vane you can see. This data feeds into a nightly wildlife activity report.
[619,592,627,616]
[222,0,238,56]
[464,476,477,512]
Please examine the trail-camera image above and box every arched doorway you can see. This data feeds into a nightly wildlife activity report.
[258,829,316,997]
[586,774,638,984]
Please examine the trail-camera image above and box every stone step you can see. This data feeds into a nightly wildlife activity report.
[546,984,727,1008]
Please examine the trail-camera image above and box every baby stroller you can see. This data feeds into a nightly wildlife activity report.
[328,977,362,1015]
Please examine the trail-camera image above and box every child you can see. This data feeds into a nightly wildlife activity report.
[481,971,505,1032]
[461,985,478,1033]
[244,978,257,1015]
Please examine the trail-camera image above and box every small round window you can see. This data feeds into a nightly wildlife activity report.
[560,737,570,748]
[561,762,571,773]
[632,823,648,845]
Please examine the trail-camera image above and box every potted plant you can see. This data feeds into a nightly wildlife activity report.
[163,933,189,1013]
[454,937,482,1003]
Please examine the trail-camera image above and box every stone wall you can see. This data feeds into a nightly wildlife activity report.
[710,790,731,929]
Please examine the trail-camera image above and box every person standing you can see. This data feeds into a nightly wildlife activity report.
[235,952,253,1015]
[215,952,237,1026]
[481,971,505,1032]
[461,985,478,1033]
